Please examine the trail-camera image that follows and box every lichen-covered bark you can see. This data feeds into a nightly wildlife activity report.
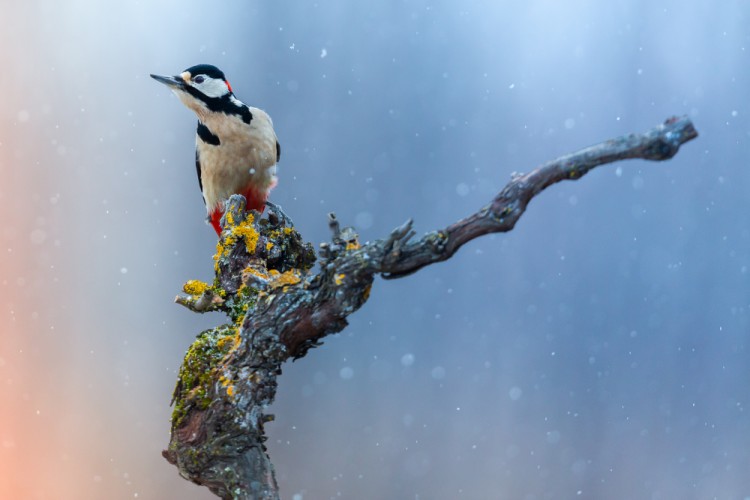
[165,117,698,499]
[164,199,316,499]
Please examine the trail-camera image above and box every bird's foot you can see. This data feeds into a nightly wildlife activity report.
[265,201,294,228]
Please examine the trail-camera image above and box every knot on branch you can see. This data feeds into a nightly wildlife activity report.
[642,137,680,160]
[642,116,699,161]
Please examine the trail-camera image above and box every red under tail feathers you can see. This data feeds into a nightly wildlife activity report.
[208,186,268,235]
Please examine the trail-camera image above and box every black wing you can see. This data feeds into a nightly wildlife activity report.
[195,148,204,200]
[197,122,220,146]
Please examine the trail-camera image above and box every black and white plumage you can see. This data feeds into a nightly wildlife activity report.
[151,64,280,234]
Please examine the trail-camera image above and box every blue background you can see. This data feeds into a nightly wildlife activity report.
[1,1,748,498]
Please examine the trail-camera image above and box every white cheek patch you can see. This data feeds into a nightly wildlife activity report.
[194,78,229,98]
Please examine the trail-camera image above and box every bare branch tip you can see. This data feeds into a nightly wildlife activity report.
[174,291,223,313]
[390,218,415,240]
[328,212,341,239]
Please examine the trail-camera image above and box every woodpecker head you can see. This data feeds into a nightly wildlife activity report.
[150,64,235,118]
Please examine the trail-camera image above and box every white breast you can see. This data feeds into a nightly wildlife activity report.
[197,107,278,212]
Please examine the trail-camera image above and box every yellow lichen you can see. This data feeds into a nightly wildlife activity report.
[233,222,258,253]
[283,227,293,235]
[362,283,372,301]
[335,273,345,285]
[214,214,258,268]
[345,241,360,251]
[213,241,225,272]
[266,241,274,251]
[273,270,301,287]
[243,265,270,281]
[222,213,258,254]
[219,374,236,397]
[216,331,240,352]
[183,279,210,296]
[225,210,235,227]
[234,303,249,325]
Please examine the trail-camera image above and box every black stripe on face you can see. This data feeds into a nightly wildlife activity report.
[185,87,253,124]
[184,85,229,108]
[197,122,220,145]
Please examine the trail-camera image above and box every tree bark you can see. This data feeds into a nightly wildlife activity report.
[164,116,698,499]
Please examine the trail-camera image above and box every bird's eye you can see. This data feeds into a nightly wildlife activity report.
[194,75,205,84]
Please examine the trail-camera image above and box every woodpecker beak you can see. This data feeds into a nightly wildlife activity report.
[150,74,186,90]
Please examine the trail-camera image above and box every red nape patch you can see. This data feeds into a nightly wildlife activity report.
[226,80,233,93]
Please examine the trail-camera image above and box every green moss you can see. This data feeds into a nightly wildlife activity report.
[171,324,238,429]
[173,209,317,430]
[225,284,259,325]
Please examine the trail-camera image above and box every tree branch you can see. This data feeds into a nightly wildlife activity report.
[378,115,698,278]
[164,116,697,499]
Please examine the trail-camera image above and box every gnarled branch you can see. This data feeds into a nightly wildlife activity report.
[164,116,697,499]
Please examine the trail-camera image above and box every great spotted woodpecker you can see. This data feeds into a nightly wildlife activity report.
[150,64,280,235]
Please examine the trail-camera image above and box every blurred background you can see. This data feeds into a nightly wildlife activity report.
[1,1,749,498]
